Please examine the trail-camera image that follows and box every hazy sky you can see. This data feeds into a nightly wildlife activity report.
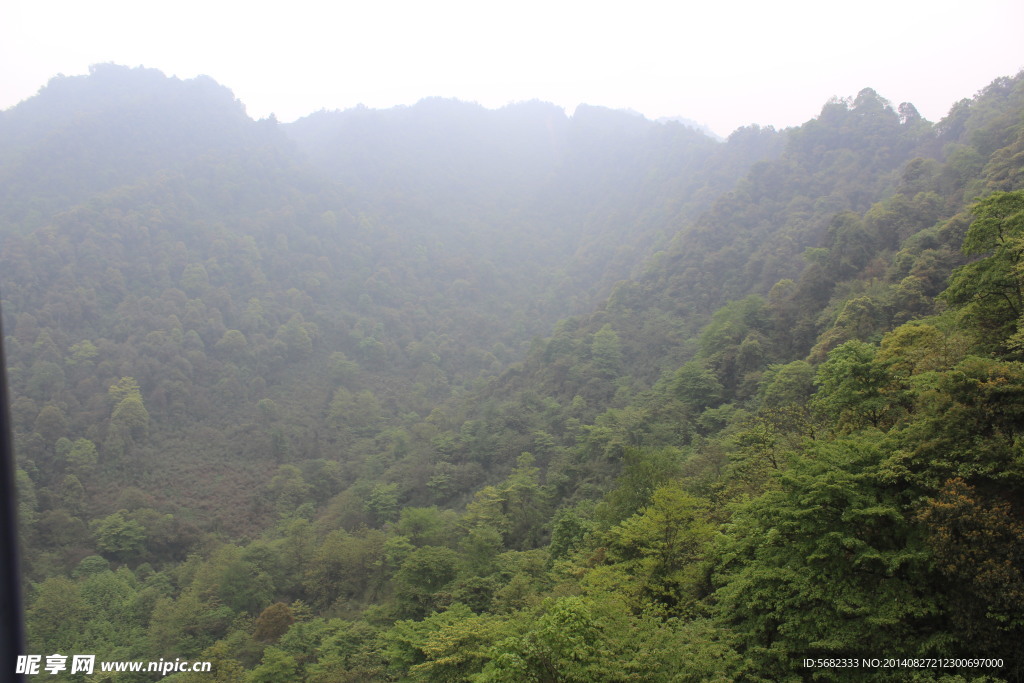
[2,0,1022,137]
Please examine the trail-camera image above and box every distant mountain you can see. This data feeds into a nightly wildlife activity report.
[0,64,292,228]
[284,97,781,311]
[655,114,723,140]
[0,66,776,537]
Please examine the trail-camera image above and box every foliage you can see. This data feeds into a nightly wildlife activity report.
[943,190,1024,347]
[712,439,944,675]
[8,65,1024,681]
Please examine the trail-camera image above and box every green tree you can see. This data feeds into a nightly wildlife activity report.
[26,577,90,653]
[63,437,99,474]
[366,481,400,524]
[58,474,86,515]
[672,360,724,412]
[396,507,454,547]
[249,646,300,682]
[104,376,149,458]
[26,360,65,401]
[385,602,504,681]
[106,394,150,457]
[66,338,99,366]
[603,485,715,614]
[757,360,816,409]
[712,439,941,675]
[33,404,68,445]
[108,376,143,405]
[943,190,1024,344]
[267,465,311,517]
[275,314,315,359]
[590,324,623,377]
[599,446,682,525]
[394,546,460,618]
[477,593,712,682]
[182,640,247,682]
[812,340,895,431]
[304,528,387,610]
[91,510,147,561]
[213,328,248,357]
[216,556,274,615]
[148,590,234,658]
[501,452,548,549]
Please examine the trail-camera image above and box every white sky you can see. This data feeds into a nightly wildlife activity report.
[1,0,1022,137]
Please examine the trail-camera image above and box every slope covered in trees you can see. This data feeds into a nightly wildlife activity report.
[4,64,1024,680]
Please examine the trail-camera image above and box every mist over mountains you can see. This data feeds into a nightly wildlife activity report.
[5,63,1024,679]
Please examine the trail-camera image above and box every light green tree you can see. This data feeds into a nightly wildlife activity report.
[943,190,1024,345]
[812,340,894,430]
[590,324,623,377]
[91,510,147,561]
[603,485,715,614]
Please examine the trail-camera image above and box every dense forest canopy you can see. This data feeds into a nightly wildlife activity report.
[4,64,1024,680]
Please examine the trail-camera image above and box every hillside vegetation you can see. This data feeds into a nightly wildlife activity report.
[4,64,1024,680]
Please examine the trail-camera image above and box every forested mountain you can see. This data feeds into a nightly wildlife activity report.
[4,64,1024,681]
